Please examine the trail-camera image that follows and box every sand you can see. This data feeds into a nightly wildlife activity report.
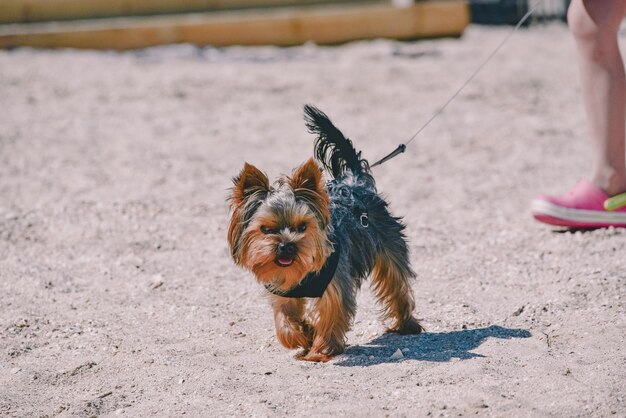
[1,23,625,417]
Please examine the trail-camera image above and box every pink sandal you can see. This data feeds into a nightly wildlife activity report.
[531,180,626,228]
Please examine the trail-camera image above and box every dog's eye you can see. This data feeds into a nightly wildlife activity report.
[261,226,275,234]
[297,224,307,233]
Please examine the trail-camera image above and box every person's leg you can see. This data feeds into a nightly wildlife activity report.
[568,0,626,196]
[531,1,626,227]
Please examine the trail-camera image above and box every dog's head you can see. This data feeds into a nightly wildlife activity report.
[227,158,332,291]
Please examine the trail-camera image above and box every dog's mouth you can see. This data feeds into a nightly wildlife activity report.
[275,257,294,267]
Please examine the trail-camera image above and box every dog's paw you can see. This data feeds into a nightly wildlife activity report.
[388,317,423,335]
[296,351,333,363]
[296,339,344,362]
[276,322,313,350]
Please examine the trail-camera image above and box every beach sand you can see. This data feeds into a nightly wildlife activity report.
[1,23,625,416]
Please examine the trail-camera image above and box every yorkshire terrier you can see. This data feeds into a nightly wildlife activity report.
[227,105,422,362]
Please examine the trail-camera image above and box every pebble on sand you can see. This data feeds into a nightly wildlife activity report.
[390,349,404,360]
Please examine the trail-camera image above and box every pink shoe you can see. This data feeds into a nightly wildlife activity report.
[531,180,626,228]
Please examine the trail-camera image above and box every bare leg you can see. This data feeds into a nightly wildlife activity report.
[568,0,626,195]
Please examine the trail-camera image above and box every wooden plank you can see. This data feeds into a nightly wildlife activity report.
[0,1,470,50]
[0,0,373,24]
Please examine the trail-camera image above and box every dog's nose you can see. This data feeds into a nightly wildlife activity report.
[277,242,296,257]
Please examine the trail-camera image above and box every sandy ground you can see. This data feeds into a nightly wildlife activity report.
[1,23,625,417]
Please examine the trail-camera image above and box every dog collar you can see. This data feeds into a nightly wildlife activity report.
[265,238,340,298]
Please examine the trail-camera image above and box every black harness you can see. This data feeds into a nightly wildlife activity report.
[265,238,341,298]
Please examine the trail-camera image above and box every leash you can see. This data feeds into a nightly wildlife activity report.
[371,0,544,168]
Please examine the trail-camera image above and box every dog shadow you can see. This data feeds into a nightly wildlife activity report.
[335,325,531,367]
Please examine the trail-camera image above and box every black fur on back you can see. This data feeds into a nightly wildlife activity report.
[304,104,372,182]
[302,104,413,285]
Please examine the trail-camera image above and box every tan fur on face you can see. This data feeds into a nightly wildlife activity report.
[238,207,331,290]
[286,158,330,228]
[229,159,333,291]
[228,163,271,263]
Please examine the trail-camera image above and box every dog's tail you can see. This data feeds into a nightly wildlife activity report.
[304,104,372,181]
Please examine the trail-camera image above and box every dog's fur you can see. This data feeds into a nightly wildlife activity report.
[228,105,422,362]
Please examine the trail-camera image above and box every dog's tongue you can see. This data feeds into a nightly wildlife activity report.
[278,258,293,266]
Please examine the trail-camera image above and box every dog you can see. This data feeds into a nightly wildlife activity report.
[227,105,422,362]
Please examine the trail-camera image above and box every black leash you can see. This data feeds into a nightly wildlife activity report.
[371,2,541,168]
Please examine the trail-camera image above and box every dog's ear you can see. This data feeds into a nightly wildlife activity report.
[230,163,271,207]
[289,158,330,227]
[228,163,271,263]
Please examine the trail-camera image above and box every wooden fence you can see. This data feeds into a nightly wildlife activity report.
[0,0,469,50]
